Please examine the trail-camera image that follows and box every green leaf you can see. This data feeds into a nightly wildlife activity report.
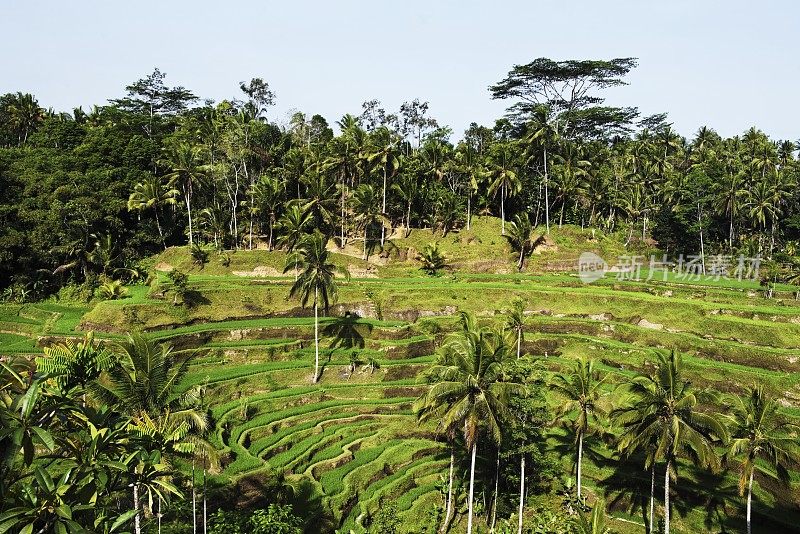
[31,426,55,451]
[110,510,137,532]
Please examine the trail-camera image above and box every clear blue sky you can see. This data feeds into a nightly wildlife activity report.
[2,0,797,141]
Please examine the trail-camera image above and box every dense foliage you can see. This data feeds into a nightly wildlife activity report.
[2,59,800,299]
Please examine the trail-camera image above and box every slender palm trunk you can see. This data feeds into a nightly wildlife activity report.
[133,484,141,534]
[268,215,274,251]
[381,167,387,246]
[363,227,368,260]
[500,184,506,235]
[443,448,454,532]
[544,146,550,235]
[185,190,194,246]
[664,458,671,534]
[313,287,320,383]
[154,208,166,250]
[697,202,706,274]
[203,467,208,534]
[747,470,753,534]
[192,460,197,534]
[516,328,522,358]
[518,454,525,534]
[340,174,346,248]
[406,200,412,237]
[158,497,162,534]
[577,431,583,500]
[649,464,655,534]
[518,246,525,271]
[249,217,254,250]
[467,441,478,534]
[491,450,500,530]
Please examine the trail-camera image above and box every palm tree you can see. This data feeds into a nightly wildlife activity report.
[128,175,180,249]
[366,128,400,246]
[486,142,521,235]
[416,311,522,534]
[726,386,800,534]
[551,358,606,500]
[284,232,350,383]
[615,350,728,534]
[6,92,44,144]
[503,298,526,358]
[161,142,207,246]
[246,174,285,250]
[417,242,447,275]
[524,105,558,234]
[504,213,544,271]
[351,183,387,260]
[392,173,419,237]
[92,335,208,534]
[571,499,612,534]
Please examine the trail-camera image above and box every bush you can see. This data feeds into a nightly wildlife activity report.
[208,504,302,534]
[98,279,128,300]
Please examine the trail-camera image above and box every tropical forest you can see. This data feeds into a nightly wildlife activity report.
[1,57,800,534]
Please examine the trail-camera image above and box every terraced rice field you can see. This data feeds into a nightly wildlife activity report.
[3,227,800,532]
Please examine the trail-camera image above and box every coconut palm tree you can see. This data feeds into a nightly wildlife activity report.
[486,142,521,235]
[92,335,208,534]
[284,232,350,383]
[524,105,558,234]
[246,174,285,250]
[161,142,207,246]
[615,350,728,534]
[366,128,400,246]
[36,332,113,405]
[503,298,526,358]
[351,183,387,260]
[416,311,523,534]
[726,386,800,534]
[128,175,180,249]
[550,358,606,500]
[504,213,544,271]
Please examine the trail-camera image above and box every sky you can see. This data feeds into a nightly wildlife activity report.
[2,0,798,141]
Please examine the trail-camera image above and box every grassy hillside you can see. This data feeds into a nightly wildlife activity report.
[2,219,799,533]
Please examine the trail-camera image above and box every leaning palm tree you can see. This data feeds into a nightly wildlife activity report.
[550,358,606,500]
[504,213,544,271]
[726,386,800,534]
[284,231,350,383]
[128,175,180,249]
[416,311,522,534]
[615,350,728,534]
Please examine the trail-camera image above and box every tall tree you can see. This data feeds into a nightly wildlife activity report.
[284,232,350,383]
[162,141,206,246]
[550,358,606,500]
[128,175,180,249]
[726,386,800,534]
[615,350,727,534]
[417,311,522,534]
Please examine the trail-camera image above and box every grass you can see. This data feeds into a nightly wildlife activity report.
[3,220,800,532]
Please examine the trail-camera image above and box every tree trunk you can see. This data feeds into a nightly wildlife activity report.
[363,227,368,260]
[467,441,478,534]
[340,174,346,248]
[544,146,550,235]
[467,191,472,230]
[313,287,320,383]
[193,460,197,534]
[697,202,706,275]
[664,458,671,534]
[203,467,208,534]
[500,184,506,235]
[268,214,274,251]
[577,432,583,500]
[185,190,194,246]
[443,448,454,533]
[491,450,500,530]
[649,464,655,534]
[154,208,166,250]
[747,470,753,534]
[133,484,141,534]
[158,497,162,534]
[518,454,525,534]
[381,167,387,246]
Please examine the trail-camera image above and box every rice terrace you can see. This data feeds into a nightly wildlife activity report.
[2,4,800,533]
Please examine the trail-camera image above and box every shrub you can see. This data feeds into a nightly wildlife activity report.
[208,504,302,534]
[98,279,128,300]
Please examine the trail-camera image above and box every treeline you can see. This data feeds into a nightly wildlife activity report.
[2,59,799,298]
